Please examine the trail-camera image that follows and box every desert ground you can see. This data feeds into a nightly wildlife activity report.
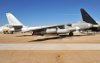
[0,32,100,63]
[0,50,100,63]
[0,31,100,43]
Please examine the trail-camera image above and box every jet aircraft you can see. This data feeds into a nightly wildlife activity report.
[80,8,100,31]
[0,24,14,34]
[5,12,93,36]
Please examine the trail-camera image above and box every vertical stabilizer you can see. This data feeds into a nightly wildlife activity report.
[80,8,98,24]
[6,12,23,26]
[6,12,23,32]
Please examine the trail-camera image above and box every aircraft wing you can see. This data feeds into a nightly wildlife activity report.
[23,24,70,32]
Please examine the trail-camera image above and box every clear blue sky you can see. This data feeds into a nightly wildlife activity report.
[0,0,100,26]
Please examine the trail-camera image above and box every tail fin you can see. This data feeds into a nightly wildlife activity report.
[6,12,23,26]
[80,8,98,24]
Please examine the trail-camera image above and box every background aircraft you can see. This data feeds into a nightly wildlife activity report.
[6,12,93,36]
[80,8,100,31]
[0,24,14,34]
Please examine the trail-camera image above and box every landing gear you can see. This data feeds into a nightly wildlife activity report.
[69,32,73,36]
[32,32,44,36]
[10,31,14,34]
[3,31,8,34]
[32,32,34,35]
[3,31,6,34]
[3,31,14,34]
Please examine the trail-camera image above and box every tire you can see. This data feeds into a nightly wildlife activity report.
[3,31,6,34]
[69,32,73,36]
[10,31,14,34]
[32,32,34,35]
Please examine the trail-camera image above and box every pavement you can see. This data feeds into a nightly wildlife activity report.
[0,44,100,50]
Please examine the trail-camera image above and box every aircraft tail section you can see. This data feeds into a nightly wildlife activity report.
[6,12,23,26]
[6,12,24,32]
[80,8,98,24]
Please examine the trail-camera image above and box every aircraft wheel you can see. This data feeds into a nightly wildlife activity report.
[10,31,14,34]
[3,31,6,34]
[69,32,73,36]
[40,34,44,36]
[6,31,9,34]
[32,32,34,35]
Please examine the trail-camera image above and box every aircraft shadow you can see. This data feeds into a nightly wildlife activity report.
[29,33,94,42]
[74,33,95,37]
[16,35,33,37]
[29,35,67,42]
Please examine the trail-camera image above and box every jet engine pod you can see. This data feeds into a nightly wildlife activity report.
[57,29,70,34]
[46,28,57,33]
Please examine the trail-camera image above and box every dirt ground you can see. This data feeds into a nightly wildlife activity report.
[0,32,100,43]
[0,32,100,63]
[0,50,100,63]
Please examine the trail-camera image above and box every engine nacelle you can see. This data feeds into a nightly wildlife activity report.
[46,28,73,34]
[68,27,78,31]
[33,27,79,35]
[57,29,70,34]
[46,28,56,33]
[9,28,14,31]
[46,28,70,34]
